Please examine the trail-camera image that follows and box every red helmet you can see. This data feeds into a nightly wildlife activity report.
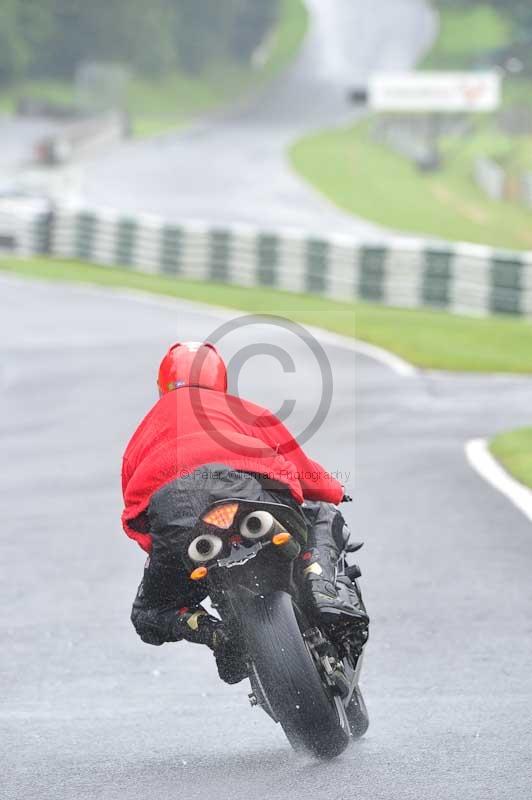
[157,341,227,396]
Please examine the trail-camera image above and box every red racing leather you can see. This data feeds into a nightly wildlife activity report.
[121,388,343,551]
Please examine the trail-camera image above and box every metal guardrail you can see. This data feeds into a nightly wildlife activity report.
[2,202,532,317]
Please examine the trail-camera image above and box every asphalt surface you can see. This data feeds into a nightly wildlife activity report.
[79,0,436,235]
[2,276,532,800]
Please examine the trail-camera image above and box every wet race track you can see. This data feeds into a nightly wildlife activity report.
[2,1,532,798]
[3,278,532,799]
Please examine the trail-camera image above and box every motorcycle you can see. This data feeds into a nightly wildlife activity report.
[182,496,369,759]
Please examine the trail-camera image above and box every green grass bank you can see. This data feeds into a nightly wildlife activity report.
[3,256,532,374]
[290,122,532,251]
[490,428,532,489]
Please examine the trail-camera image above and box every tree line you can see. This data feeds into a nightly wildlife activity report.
[0,0,280,85]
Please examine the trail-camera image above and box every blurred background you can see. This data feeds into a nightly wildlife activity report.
[0,0,297,134]
[2,3,532,799]
[1,0,532,248]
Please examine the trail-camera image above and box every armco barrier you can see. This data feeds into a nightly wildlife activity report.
[3,203,532,317]
[0,198,52,256]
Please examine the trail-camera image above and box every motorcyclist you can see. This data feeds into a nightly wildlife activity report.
[122,341,369,683]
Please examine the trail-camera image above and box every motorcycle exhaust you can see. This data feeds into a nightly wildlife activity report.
[272,531,301,560]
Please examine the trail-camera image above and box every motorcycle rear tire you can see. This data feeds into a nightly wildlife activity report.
[242,591,350,759]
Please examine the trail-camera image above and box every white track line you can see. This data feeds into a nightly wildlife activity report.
[465,438,532,524]
[335,336,417,378]
[0,273,417,378]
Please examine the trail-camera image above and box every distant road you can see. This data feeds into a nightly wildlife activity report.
[79,0,436,236]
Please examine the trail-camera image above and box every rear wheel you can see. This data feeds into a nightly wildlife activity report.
[242,591,350,759]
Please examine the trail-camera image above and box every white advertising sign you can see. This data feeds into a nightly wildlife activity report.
[369,72,501,113]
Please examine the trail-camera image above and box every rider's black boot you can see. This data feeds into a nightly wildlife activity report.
[131,577,248,684]
[176,607,248,685]
[174,606,223,647]
[301,503,369,636]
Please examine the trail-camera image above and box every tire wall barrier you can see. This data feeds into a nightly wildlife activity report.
[0,200,52,256]
[3,203,532,317]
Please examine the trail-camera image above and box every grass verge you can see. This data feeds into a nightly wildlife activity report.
[0,0,308,138]
[3,256,532,373]
[289,121,532,250]
[490,428,532,488]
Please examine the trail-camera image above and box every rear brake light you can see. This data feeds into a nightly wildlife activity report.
[202,502,239,529]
